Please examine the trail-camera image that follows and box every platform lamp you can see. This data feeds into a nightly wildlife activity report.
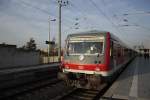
[46,17,56,63]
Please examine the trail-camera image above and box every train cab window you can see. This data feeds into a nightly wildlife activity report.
[87,42,103,54]
[67,41,103,55]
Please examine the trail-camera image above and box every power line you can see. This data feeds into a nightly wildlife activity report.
[88,0,125,39]
[15,0,73,26]
[123,11,150,16]
[88,0,130,45]
[19,0,54,16]
[99,0,124,26]
[69,0,105,30]
[88,0,137,46]
[122,18,150,32]
[88,0,117,29]
[69,1,90,30]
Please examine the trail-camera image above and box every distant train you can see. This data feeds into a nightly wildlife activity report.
[58,30,136,89]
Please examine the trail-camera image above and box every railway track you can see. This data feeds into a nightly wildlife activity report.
[0,63,60,99]
[54,83,108,100]
[0,77,61,100]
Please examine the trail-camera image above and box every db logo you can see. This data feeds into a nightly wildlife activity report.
[79,55,84,61]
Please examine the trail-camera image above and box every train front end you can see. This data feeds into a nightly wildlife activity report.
[58,32,110,89]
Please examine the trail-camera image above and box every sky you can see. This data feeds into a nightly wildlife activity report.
[0,0,150,49]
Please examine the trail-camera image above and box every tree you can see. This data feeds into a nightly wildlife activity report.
[22,38,37,50]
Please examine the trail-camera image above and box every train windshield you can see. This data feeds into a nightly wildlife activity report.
[67,40,104,55]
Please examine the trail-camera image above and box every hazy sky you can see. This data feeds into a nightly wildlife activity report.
[0,0,150,49]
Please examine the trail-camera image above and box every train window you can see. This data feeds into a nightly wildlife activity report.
[110,41,113,57]
[67,41,103,55]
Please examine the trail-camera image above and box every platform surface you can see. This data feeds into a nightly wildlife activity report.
[101,57,150,100]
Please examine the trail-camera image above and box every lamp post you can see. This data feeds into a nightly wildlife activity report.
[48,17,56,63]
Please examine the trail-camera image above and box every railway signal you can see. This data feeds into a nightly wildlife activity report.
[45,41,55,45]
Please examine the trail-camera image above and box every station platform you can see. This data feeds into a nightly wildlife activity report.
[0,63,60,75]
[0,63,60,89]
[101,57,150,100]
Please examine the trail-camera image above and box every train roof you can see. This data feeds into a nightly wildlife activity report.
[67,30,108,37]
[67,30,131,49]
[67,30,120,41]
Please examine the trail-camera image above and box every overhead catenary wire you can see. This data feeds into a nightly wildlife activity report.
[70,0,105,30]
[98,0,136,45]
[16,0,73,27]
[68,1,94,30]
[88,0,117,29]
[87,0,123,35]
[88,0,131,45]
[88,0,138,47]
[62,0,95,32]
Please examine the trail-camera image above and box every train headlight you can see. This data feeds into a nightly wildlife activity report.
[65,65,69,69]
[95,67,100,71]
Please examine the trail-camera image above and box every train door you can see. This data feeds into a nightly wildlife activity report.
[110,40,114,69]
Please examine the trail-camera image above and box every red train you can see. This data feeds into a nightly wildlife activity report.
[58,30,135,89]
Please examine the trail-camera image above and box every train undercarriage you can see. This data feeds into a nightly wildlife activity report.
[58,72,105,90]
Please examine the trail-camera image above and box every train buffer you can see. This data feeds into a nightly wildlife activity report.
[101,57,150,100]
